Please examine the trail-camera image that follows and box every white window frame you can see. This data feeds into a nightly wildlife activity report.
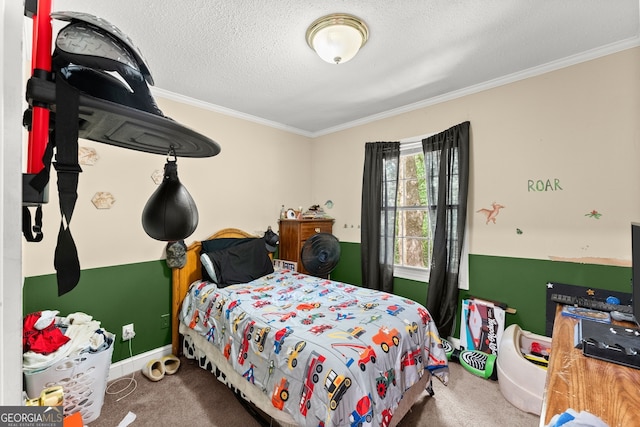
[393,135,469,290]
[394,136,431,282]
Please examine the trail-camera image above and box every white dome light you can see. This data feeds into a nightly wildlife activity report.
[306,14,369,65]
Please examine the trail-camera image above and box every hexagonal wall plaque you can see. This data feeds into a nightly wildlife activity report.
[78,146,99,165]
[151,169,164,185]
[91,192,116,209]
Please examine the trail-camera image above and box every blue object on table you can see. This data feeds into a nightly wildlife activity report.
[606,296,621,305]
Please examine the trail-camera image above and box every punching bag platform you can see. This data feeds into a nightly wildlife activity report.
[26,76,220,158]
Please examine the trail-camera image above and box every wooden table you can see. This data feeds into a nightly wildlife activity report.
[540,307,640,427]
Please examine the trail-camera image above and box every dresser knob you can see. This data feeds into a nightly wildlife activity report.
[315,228,320,233]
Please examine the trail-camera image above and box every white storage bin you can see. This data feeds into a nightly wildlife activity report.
[24,332,114,424]
[497,324,550,415]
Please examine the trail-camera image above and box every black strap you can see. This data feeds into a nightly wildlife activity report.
[52,76,82,296]
[22,205,43,242]
[24,77,82,295]
[22,116,55,244]
[29,132,55,193]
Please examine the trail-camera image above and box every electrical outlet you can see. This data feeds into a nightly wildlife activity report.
[122,323,135,341]
[160,314,170,329]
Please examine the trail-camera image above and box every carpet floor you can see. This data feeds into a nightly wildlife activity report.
[88,356,539,426]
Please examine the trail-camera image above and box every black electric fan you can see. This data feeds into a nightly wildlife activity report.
[300,233,341,277]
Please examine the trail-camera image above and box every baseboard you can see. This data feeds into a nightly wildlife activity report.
[110,339,461,380]
[108,345,172,381]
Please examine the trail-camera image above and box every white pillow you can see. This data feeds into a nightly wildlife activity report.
[200,253,219,284]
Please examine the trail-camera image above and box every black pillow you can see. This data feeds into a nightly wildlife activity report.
[201,237,256,253]
[201,238,274,286]
[200,237,256,281]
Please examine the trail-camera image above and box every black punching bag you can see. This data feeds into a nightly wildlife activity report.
[142,159,198,241]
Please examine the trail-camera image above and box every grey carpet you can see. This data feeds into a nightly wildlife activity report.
[398,361,539,427]
[88,357,539,426]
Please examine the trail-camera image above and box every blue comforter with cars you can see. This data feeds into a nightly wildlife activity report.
[180,269,449,427]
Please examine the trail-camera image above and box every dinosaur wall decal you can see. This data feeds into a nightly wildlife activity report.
[477,202,505,225]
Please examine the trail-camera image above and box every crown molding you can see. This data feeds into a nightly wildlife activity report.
[153,37,640,139]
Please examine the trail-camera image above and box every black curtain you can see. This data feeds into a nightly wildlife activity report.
[423,122,470,338]
[361,142,400,292]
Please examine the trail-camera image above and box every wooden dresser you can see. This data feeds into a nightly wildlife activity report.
[278,218,334,275]
[540,306,640,427]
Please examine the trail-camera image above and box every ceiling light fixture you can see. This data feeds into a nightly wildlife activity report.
[306,13,369,65]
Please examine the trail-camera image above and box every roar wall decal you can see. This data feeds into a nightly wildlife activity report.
[477,202,505,224]
[527,178,563,192]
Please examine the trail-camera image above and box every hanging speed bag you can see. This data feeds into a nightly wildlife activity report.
[141,160,198,241]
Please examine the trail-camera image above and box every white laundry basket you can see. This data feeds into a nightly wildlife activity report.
[24,332,115,424]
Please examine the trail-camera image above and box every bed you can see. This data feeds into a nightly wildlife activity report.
[171,228,449,427]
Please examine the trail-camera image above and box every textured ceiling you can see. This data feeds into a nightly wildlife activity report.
[46,1,640,136]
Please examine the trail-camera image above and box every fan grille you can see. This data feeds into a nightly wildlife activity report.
[300,233,340,277]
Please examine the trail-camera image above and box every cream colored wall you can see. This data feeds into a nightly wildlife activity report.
[22,98,313,277]
[311,47,640,265]
[22,48,640,277]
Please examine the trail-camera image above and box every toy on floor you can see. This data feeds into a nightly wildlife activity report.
[497,324,552,415]
[441,338,498,380]
[444,323,551,415]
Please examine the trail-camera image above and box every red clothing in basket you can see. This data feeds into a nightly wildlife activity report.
[23,312,70,354]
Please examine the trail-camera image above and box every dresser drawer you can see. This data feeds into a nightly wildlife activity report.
[299,222,333,241]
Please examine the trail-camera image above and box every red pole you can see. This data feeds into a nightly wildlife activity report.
[27,0,52,174]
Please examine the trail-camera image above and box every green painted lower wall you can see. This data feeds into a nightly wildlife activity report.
[23,261,172,363]
[329,243,632,338]
[462,255,631,337]
[23,244,632,362]
[330,242,362,286]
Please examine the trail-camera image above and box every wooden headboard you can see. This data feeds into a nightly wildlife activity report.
[170,228,257,355]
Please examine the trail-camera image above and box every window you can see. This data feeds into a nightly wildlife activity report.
[393,140,433,281]
[392,137,468,288]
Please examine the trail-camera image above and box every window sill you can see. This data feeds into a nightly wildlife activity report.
[394,266,429,283]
